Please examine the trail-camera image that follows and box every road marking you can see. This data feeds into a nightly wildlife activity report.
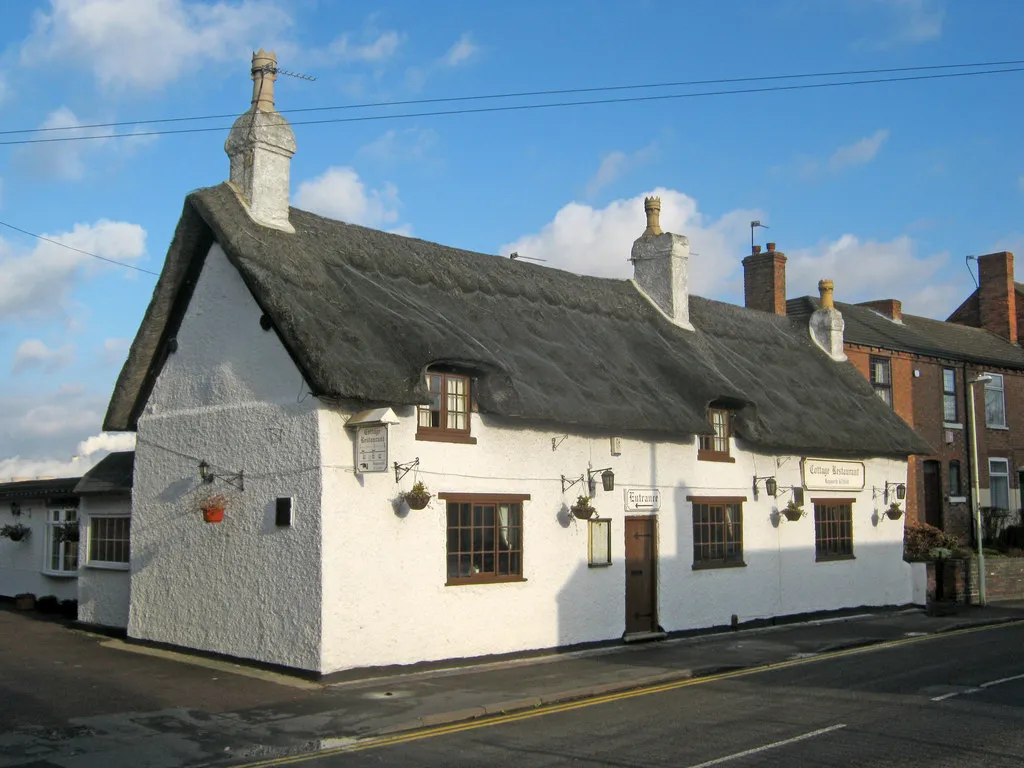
[683,724,847,768]
[979,672,1024,688]
[234,620,1024,768]
[930,670,1024,701]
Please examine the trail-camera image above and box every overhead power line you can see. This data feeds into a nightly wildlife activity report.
[1,58,1022,138]
[0,219,160,276]
[1,64,1022,147]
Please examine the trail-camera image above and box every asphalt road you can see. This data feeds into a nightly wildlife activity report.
[297,623,1024,767]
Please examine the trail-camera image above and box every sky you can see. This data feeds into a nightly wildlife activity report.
[0,0,1022,479]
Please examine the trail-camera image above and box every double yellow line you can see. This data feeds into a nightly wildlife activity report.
[237,620,1023,767]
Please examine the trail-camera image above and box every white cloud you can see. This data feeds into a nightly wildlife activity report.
[12,340,75,374]
[76,431,135,456]
[585,143,658,198]
[318,30,403,64]
[294,167,402,229]
[773,129,889,180]
[442,33,479,67]
[0,430,135,481]
[0,219,147,320]
[501,189,760,298]
[0,74,9,107]
[357,128,438,165]
[828,129,890,171]
[20,0,292,90]
[101,337,131,366]
[786,233,960,317]
[856,0,944,48]
[19,107,95,180]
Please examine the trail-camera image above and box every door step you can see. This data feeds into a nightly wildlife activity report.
[622,631,668,644]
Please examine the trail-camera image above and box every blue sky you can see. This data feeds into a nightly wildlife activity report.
[0,0,1022,477]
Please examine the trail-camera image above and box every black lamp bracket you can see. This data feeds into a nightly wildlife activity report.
[198,460,244,491]
[752,475,778,498]
[561,474,585,494]
[394,458,420,483]
[884,481,907,503]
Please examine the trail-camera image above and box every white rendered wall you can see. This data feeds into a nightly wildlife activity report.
[129,243,322,671]
[0,499,78,601]
[77,495,132,628]
[910,561,928,605]
[319,405,914,673]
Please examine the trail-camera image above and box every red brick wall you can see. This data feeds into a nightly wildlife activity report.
[964,557,1024,602]
[977,252,1018,344]
[742,246,787,315]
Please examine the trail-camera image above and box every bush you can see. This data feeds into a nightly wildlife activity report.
[904,522,963,562]
[1001,525,1024,550]
[35,595,60,614]
[59,599,78,619]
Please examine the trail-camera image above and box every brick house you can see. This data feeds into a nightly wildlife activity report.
[745,246,1024,542]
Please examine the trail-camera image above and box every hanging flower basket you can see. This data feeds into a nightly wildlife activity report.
[885,502,904,521]
[200,493,228,524]
[571,495,596,520]
[781,501,804,522]
[0,523,30,542]
[402,481,432,511]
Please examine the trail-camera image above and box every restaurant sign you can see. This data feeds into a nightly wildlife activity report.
[356,425,388,473]
[801,458,865,491]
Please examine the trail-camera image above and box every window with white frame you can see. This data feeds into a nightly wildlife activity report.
[88,516,130,567]
[942,368,958,423]
[985,373,1007,428]
[989,458,1010,511]
[45,507,78,575]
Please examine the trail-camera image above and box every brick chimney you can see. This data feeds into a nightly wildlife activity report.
[224,49,296,233]
[630,196,693,330]
[742,241,787,315]
[977,252,1017,344]
[809,279,847,361]
[858,299,902,323]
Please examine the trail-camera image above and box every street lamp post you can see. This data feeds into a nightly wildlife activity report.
[967,374,992,606]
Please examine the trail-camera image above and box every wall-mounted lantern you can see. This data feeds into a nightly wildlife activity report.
[588,467,615,494]
[884,481,906,503]
[753,475,778,498]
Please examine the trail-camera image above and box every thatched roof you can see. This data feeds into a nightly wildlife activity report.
[74,451,134,495]
[105,183,928,458]
[789,297,1024,370]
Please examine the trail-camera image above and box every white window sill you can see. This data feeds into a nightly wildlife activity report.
[85,561,129,571]
[948,497,968,504]
[943,422,963,430]
[987,424,1010,431]
[41,570,78,579]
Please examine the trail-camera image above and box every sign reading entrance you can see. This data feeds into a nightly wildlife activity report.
[624,488,661,512]
[356,425,388,473]
[801,458,865,491]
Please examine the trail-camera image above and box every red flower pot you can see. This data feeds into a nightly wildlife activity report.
[202,506,225,523]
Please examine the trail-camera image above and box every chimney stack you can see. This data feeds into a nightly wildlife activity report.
[224,49,296,233]
[977,252,1017,344]
[857,299,903,323]
[630,196,693,330]
[809,279,847,361]
[742,241,787,315]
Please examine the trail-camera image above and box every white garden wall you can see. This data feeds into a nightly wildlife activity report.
[78,495,132,629]
[128,244,323,671]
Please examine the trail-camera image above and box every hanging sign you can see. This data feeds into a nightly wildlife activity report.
[801,458,865,491]
[356,425,389,473]
[624,488,661,512]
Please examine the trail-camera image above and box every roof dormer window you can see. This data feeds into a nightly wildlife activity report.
[697,408,733,462]
[417,371,477,444]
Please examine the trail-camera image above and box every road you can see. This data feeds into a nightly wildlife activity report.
[277,623,1024,767]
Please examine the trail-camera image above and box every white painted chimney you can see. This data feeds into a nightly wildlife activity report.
[630,196,693,330]
[809,279,847,361]
[225,49,296,233]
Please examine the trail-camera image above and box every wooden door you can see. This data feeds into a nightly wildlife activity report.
[923,460,942,528]
[625,516,657,634]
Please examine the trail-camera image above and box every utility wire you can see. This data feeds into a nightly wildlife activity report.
[2,66,1022,147]
[0,219,160,276]
[2,57,1023,138]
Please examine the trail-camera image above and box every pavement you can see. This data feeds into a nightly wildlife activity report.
[1,601,1024,767]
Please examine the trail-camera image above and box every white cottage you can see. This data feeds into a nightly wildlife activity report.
[101,51,930,675]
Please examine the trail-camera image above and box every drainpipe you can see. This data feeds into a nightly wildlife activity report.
[967,372,991,605]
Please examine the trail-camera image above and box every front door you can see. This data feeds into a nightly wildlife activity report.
[625,516,657,635]
[923,460,942,528]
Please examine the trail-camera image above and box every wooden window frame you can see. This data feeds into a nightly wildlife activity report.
[588,518,612,567]
[687,496,747,569]
[697,408,734,463]
[869,356,892,408]
[440,493,530,585]
[812,498,855,562]
[87,515,131,570]
[942,368,958,423]
[416,372,477,444]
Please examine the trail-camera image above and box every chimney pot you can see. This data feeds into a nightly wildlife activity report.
[642,196,663,237]
[810,278,846,361]
[742,243,786,315]
[766,242,776,252]
[752,245,762,255]
[818,279,835,310]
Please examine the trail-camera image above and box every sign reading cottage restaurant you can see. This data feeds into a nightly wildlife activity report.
[801,458,865,491]
[624,488,661,512]
[356,425,388,473]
